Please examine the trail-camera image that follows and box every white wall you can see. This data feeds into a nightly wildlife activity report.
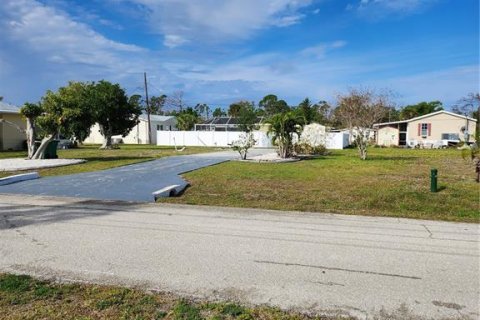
[158,130,350,149]
[157,131,273,148]
[325,132,350,149]
[84,119,177,145]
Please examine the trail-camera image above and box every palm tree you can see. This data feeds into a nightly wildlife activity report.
[462,144,480,183]
[267,111,303,158]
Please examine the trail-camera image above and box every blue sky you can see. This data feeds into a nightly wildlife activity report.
[0,0,478,110]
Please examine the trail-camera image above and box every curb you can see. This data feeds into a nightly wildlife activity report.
[0,172,40,186]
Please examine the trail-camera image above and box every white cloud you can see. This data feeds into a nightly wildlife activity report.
[164,35,189,48]
[123,0,314,47]
[0,0,152,102]
[300,41,347,59]
[353,0,438,18]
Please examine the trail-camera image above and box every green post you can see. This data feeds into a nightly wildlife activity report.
[430,168,438,192]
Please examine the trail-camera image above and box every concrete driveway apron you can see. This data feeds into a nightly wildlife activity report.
[0,149,272,202]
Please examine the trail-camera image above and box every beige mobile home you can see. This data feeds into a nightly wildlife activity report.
[374,110,477,147]
[84,114,177,145]
[0,102,26,151]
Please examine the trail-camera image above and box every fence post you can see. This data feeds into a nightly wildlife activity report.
[430,168,438,192]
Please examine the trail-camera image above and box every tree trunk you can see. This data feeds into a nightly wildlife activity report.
[31,135,54,159]
[99,124,113,149]
[359,144,367,160]
[25,118,36,159]
[100,135,113,149]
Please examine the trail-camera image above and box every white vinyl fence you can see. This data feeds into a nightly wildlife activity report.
[157,130,350,149]
[157,130,273,148]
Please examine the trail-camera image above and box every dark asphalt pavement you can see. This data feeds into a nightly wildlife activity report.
[0,150,271,202]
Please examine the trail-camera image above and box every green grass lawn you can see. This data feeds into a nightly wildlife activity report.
[0,144,217,178]
[161,148,480,223]
[0,273,346,320]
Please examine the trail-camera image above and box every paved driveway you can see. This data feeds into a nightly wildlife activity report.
[0,149,272,202]
[0,194,478,319]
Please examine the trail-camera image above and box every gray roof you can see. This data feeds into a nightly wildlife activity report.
[139,114,176,122]
[0,101,20,114]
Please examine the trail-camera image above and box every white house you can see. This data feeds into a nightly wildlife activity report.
[0,102,26,151]
[84,114,177,145]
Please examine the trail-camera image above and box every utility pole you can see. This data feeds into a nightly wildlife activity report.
[144,72,152,144]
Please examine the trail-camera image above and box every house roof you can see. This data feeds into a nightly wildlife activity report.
[0,101,20,114]
[373,110,477,127]
[139,114,175,122]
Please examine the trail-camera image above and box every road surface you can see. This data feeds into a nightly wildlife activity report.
[0,149,272,202]
[0,194,478,319]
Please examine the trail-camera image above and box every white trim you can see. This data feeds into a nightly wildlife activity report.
[374,110,477,127]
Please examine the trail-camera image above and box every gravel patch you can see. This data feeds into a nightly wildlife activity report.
[0,158,86,171]
[241,152,300,163]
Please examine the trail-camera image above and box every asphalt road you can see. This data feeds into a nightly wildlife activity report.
[0,149,272,202]
[0,194,478,319]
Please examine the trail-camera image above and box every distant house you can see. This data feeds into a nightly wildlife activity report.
[84,114,177,145]
[373,110,477,147]
[0,102,26,151]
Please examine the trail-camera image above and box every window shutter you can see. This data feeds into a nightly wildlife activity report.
[427,123,431,136]
[418,123,421,136]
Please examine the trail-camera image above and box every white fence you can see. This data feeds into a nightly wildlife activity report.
[157,130,350,149]
[157,130,273,148]
[326,132,350,150]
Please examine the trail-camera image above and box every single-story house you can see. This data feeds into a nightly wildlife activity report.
[373,110,477,147]
[0,102,26,151]
[84,114,177,145]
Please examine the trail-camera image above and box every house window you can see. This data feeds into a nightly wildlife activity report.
[421,123,428,136]
[441,133,459,140]
[157,125,163,131]
[418,123,431,137]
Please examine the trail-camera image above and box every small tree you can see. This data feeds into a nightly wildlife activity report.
[267,111,303,158]
[91,81,142,149]
[335,88,392,160]
[20,103,43,159]
[230,101,258,159]
[231,133,257,160]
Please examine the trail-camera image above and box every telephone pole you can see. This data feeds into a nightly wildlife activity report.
[144,72,152,144]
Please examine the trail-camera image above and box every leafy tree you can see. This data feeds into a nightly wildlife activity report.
[297,98,317,124]
[20,103,43,159]
[259,94,290,116]
[267,111,304,158]
[212,107,226,117]
[176,107,200,130]
[32,81,95,158]
[399,101,443,120]
[335,88,393,160]
[91,81,142,149]
[236,101,257,133]
[149,95,167,115]
[228,102,242,117]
